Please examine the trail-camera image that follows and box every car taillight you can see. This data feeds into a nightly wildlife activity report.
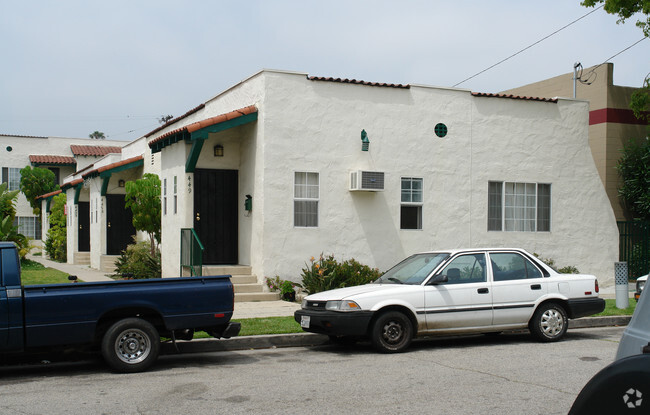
[595,279,599,294]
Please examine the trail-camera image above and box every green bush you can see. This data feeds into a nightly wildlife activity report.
[533,253,580,274]
[301,254,382,294]
[112,241,161,279]
[44,193,66,262]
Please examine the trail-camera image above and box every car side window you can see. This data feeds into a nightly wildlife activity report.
[439,254,487,284]
[490,253,543,281]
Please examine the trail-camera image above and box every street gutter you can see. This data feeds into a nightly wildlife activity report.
[160,316,631,355]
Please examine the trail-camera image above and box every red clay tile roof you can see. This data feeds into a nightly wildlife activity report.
[61,178,84,190]
[471,92,558,103]
[148,105,257,147]
[70,145,123,156]
[82,155,144,179]
[29,155,76,165]
[145,104,206,138]
[308,75,410,89]
[37,189,62,199]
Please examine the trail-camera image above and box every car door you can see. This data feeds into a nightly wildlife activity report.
[489,251,548,325]
[423,253,493,331]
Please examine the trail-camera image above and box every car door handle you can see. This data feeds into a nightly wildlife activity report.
[477,288,489,294]
[531,284,542,290]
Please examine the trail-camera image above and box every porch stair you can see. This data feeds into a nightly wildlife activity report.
[100,255,119,273]
[202,265,280,302]
[73,251,90,265]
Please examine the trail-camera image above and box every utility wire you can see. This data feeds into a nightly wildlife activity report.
[452,5,604,88]
[586,37,648,74]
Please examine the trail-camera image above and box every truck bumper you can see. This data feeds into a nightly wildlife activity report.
[294,309,374,337]
[567,298,606,319]
[222,322,241,339]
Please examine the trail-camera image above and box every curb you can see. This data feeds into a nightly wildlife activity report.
[161,316,631,355]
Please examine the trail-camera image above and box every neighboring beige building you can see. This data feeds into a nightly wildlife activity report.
[503,63,649,221]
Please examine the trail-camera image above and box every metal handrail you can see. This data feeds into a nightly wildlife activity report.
[180,228,204,277]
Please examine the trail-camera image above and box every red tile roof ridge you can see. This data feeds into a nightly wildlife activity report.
[144,104,206,138]
[0,133,48,139]
[37,189,62,199]
[148,105,257,147]
[70,145,123,156]
[471,92,558,103]
[308,75,410,89]
[29,155,77,165]
[82,155,144,178]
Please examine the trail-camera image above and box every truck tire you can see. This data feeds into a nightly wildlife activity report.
[370,311,413,353]
[101,318,160,373]
[529,303,568,342]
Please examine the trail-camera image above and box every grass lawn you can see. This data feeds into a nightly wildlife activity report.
[594,298,637,316]
[194,316,302,339]
[20,259,81,285]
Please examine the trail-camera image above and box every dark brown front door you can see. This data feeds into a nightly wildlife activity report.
[194,169,238,265]
[106,194,135,255]
[78,202,90,252]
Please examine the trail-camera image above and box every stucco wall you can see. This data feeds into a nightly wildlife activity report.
[256,72,618,286]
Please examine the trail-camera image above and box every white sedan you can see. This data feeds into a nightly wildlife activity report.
[295,248,605,352]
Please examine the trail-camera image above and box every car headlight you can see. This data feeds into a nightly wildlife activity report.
[325,300,361,311]
[301,298,308,308]
[638,280,646,292]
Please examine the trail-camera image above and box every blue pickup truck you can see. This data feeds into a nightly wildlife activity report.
[0,242,240,372]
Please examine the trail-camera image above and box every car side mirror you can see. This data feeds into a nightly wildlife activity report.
[430,274,448,285]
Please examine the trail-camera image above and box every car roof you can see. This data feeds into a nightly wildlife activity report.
[417,248,529,255]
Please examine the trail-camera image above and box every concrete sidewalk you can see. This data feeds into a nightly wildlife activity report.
[26,254,113,282]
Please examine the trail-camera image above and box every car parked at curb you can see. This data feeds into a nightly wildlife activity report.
[295,248,605,353]
[569,270,650,414]
[634,273,647,301]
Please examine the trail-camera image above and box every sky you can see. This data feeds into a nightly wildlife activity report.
[1,0,649,141]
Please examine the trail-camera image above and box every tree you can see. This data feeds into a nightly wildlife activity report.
[617,137,650,220]
[44,193,67,262]
[124,174,161,255]
[19,166,58,216]
[582,1,650,118]
[0,182,29,259]
[581,0,650,36]
[89,131,106,139]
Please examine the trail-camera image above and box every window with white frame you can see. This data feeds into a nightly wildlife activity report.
[488,181,551,232]
[401,177,423,230]
[2,167,21,191]
[294,172,319,227]
[173,176,178,214]
[163,178,167,215]
[14,216,41,240]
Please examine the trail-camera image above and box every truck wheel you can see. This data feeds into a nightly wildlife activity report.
[529,303,568,342]
[371,311,413,353]
[101,318,160,373]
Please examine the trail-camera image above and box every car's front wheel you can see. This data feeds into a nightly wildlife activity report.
[370,311,413,353]
[529,303,568,342]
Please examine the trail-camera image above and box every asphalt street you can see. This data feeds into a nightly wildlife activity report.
[0,326,624,415]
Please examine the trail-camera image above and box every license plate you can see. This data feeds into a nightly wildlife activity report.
[300,315,311,328]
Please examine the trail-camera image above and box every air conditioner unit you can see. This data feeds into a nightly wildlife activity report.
[349,170,385,192]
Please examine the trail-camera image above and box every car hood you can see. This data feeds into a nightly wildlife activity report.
[305,283,415,301]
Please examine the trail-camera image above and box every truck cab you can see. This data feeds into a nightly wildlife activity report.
[0,241,24,351]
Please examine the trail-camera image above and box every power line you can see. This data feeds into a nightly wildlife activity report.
[452,5,604,88]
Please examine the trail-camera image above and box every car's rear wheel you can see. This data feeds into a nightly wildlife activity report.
[370,311,413,353]
[529,303,568,342]
[101,318,160,373]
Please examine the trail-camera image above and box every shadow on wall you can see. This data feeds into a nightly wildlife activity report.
[351,191,405,270]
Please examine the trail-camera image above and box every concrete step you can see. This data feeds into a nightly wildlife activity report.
[74,251,90,265]
[234,284,263,293]
[235,292,281,302]
[230,275,258,284]
[100,255,119,273]
[202,265,252,276]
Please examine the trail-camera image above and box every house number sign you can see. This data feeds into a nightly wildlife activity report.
[187,175,192,194]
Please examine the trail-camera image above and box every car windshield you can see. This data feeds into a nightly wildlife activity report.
[375,253,450,285]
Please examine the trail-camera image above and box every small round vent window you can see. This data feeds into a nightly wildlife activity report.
[6,146,12,152]
[434,123,448,138]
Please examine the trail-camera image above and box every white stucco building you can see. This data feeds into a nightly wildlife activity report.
[144,69,619,286]
[0,134,126,245]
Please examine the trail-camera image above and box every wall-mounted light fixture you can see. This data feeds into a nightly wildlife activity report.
[214,144,224,157]
[361,130,370,151]
[118,179,125,188]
